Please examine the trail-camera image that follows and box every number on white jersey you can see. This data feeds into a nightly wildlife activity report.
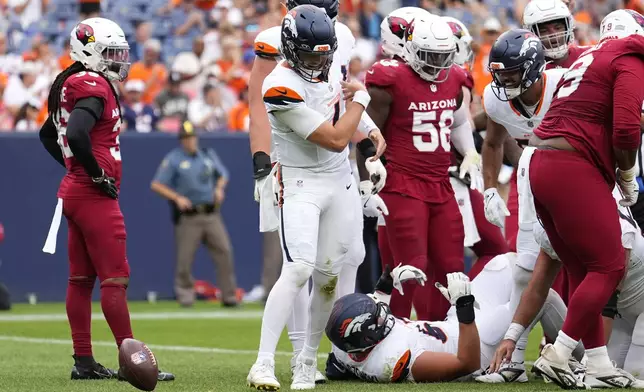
[412,110,453,152]
[55,108,73,159]
[556,53,595,99]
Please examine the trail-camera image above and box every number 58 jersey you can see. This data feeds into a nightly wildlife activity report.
[331,317,459,382]
[56,71,123,199]
[365,60,470,203]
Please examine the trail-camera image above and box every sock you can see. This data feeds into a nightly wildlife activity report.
[511,332,528,363]
[586,346,613,370]
[100,281,133,347]
[287,282,310,355]
[562,270,624,348]
[258,263,312,363]
[67,277,95,357]
[300,271,338,360]
[624,314,644,378]
[538,289,586,361]
[553,330,578,362]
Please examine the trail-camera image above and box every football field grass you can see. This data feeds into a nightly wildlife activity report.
[0,301,560,392]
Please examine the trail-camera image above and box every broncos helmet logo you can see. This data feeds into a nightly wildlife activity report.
[387,16,411,40]
[519,35,541,59]
[75,23,95,45]
[626,9,644,28]
[447,21,464,39]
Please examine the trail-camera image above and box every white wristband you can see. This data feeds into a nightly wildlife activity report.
[504,322,526,342]
[352,90,371,109]
[618,164,638,182]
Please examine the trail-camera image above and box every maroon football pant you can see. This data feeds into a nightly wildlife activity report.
[64,197,133,356]
[530,150,625,349]
[506,173,519,252]
[467,188,509,279]
[379,192,464,321]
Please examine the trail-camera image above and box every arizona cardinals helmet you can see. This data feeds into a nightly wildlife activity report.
[70,18,130,81]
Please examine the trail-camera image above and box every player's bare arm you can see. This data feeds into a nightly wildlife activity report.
[490,249,561,372]
[482,117,509,190]
[249,56,277,158]
[503,137,524,168]
[473,110,488,131]
[39,116,66,168]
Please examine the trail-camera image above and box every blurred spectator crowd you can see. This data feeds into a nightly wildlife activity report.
[0,0,640,133]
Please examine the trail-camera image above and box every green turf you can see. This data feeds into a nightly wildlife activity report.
[0,301,553,392]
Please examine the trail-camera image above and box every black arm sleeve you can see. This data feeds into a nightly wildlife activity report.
[39,116,66,168]
[66,107,103,178]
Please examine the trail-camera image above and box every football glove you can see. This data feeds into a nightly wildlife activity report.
[365,158,387,193]
[617,166,639,207]
[360,181,389,217]
[92,169,118,200]
[459,150,484,192]
[434,272,472,306]
[484,187,510,228]
[391,264,427,296]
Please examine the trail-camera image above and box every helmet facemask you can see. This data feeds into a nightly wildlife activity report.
[408,44,455,83]
[344,302,395,354]
[490,62,532,101]
[97,44,131,81]
[284,41,335,83]
[530,17,573,60]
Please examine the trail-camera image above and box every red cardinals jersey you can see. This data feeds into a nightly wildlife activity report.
[545,45,590,69]
[366,60,468,203]
[55,71,123,199]
[535,36,644,184]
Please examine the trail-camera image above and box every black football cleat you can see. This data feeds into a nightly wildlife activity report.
[117,368,176,382]
[70,355,116,380]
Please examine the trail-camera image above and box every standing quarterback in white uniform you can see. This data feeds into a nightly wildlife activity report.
[478,29,567,383]
[247,5,372,391]
[248,0,386,385]
[324,255,571,383]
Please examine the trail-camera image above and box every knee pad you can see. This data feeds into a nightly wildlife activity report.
[512,263,533,288]
[602,291,620,319]
[633,314,644,346]
[281,262,314,288]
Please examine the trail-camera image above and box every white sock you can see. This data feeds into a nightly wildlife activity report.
[508,263,532,364]
[300,271,338,360]
[287,281,310,355]
[552,330,578,362]
[257,263,312,363]
[336,263,358,299]
[624,314,644,379]
[586,346,613,371]
[511,332,528,364]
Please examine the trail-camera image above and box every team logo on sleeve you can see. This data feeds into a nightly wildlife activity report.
[76,23,96,45]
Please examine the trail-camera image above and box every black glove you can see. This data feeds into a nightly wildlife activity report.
[374,265,394,296]
[92,169,119,200]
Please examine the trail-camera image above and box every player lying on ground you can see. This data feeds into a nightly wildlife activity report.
[489,187,644,387]
[324,254,575,383]
[38,17,173,382]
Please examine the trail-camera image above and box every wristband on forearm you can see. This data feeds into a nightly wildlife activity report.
[374,266,394,295]
[252,151,272,179]
[455,295,476,324]
[352,90,371,109]
[503,322,526,342]
[356,138,376,159]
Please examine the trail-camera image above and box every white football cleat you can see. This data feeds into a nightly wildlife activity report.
[533,344,585,389]
[585,364,639,389]
[247,359,280,391]
[291,354,326,384]
[475,362,528,383]
[291,356,317,390]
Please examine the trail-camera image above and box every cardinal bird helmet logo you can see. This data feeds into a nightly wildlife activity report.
[387,16,411,40]
[76,23,96,45]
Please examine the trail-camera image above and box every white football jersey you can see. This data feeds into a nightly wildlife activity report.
[483,68,567,141]
[533,187,644,309]
[255,22,356,164]
[331,318,459,382]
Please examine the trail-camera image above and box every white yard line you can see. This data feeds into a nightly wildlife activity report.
[0,335,329,359]
[0,310,264,322]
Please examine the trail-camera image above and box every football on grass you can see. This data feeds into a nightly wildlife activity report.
[119,338,158,391]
